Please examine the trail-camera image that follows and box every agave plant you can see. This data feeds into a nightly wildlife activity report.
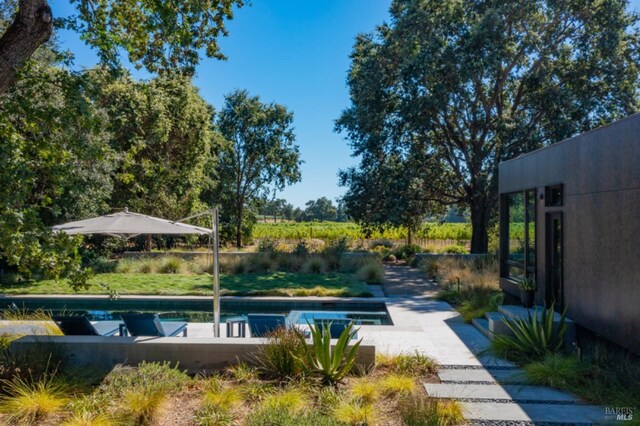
[492,303,567,361]
[297,321,362,384]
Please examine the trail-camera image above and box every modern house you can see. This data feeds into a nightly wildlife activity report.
[499,113,640,354]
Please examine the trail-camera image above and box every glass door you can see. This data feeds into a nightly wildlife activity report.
[546,212,563,310]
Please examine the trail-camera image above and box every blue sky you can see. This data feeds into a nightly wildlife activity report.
[51,0,640,208]
[51,0,392,208]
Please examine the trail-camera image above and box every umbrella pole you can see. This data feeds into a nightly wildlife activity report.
[212,208,220,337]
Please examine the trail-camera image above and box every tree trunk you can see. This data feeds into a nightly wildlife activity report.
[0,0,53,96]
[407,227,413,246]
[235,205,243,248]
[470,204,490,253]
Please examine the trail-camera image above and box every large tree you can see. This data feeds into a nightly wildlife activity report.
[338,0,640,253]
[97,72,216,220]
[0,0,243,95]
[0,47,114,286]
[211,90,301,247]
[304,197,338,222]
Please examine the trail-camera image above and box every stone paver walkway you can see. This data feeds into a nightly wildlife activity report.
[382,265,606,425]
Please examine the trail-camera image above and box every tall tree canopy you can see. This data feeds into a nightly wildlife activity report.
[98,72,216,220]
[338,0,640,253]
[0,0,243,94]
[304,197,338,222]
[210,90,302,247]
[0,47,114,286]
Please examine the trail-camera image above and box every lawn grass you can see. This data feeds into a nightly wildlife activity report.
[0,272,372,297]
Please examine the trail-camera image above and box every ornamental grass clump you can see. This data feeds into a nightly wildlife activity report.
[0,374,69,425]
[255,327,309,381]
[356,260,384,284]
[375,352,437,376]
[397,395,464,426]
[302,256,327,274]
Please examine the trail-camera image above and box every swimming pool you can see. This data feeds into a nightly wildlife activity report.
[0,296,393,325]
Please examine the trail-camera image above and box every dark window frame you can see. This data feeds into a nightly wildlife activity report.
[545,184,563,207]
[501,189,537,281]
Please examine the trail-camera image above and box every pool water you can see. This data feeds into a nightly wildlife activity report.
[41,308,391,325]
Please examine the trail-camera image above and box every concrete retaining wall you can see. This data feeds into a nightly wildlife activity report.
[10,335,376,373]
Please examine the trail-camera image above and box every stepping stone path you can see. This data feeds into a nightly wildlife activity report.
[426,366,606,425]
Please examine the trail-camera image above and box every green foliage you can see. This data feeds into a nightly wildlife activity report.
[157,257,185,274]
[438,245,467,254]
[377,373,416,396]
[338,0,640,252]
[304,197,338,222]
[397,395,465,426]
[193,404,235,426]
[255,328,309,381]
[59,1,244,76]
[0,374,68,424]
[100,73,215,221]
[334,400,375,425]
[492,305,567,361]
[350,380,378,404]
[298,321,362,384]
[210,90,301,247]
[394,244,422,260]
[518,276,537,291]
[244,406,336,426]
[524,354,589,389]
[375,352,437,377]
[356,261,384,284]
[302,257,327,274]
[523,350,640,409]
[252,222,473,242]
[102,362,188,396]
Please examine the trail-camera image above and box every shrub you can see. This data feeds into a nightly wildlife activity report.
[375,352,437,376]
[298,321,361,384]
[62,411,113,426]
[203,384,243,411]
[246,254,276,273]
[120,388,166,425]
[301,257,327,274]
[255,328,309,381]
[244,406,336,426]
[226,363,260,383]
[193,404,234,426]
[136,259,157,274]
[524,354,590,389]
[438,245,467,254]
[357,260,384,284]
[334,401,375,425]
[0,374,68,424]
[491,304,567,362]
[420,259,439,279]
[385,254,397,263]
[394,244,422,260]
[397,395,464,426]
[378,373,416,396]
[257,238,279,254]
[445,286,503,323]
[261,388,308,413]
[115,259,134,273]
[350,379,378,403]
[88,257,117,274]
[158,256,184,274]
[292,241,310,257]
[0,338,65,382]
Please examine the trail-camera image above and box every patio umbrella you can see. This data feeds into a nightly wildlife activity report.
[52,208,222,337]
[51,209,210,239]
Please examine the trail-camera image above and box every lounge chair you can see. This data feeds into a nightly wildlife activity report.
[52,315,121,336]
[315,318,355,339]
[246,314,286,337]
[120,313,187,337]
